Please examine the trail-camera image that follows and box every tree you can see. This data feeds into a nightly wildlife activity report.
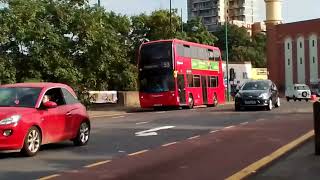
[182,18,218,46]
[214,24,266,68]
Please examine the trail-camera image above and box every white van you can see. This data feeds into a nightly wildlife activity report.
[285,84,311,102]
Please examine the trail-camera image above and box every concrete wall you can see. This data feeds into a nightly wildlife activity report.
[117,91,140,107]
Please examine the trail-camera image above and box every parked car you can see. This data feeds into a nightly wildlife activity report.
[0,83,90,156]
[285,84,311,101]
[234,80,280,111]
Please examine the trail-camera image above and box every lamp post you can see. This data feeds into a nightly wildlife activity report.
[225,0,230,102]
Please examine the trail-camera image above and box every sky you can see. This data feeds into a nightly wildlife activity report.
[92,0,320,23]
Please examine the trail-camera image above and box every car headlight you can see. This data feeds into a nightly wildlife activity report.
[0,115,22,125]
[259,93,269,99]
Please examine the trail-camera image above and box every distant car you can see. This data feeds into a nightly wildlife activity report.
[310,88,320,97]
[234,80,280,111]
[285,84,311,102]
[0,83,90,156]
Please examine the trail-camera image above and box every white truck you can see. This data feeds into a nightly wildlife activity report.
[285,84,311,102]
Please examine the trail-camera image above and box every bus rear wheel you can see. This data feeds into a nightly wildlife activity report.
[188,95,194,109]
[213,94,218,107]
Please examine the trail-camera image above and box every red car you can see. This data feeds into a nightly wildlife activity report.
[0,83,90,156]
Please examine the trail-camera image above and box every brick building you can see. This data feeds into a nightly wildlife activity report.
[267,19,320,94]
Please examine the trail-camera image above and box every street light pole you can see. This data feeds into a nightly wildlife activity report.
[98,0,101,7]
[225,0,230,102]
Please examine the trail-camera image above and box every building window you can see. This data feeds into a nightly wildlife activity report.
[300,57,303,64]
[243,72,248,79]
[288,43,290,50]
[313,40,316,47]
[313,57,316,64]
[300,42,302,48]
[288,59,290,66]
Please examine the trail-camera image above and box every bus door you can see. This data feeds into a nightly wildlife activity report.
[177,74,186,104]
[201,76,208,104]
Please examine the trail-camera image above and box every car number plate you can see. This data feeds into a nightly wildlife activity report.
[244,100,256,105]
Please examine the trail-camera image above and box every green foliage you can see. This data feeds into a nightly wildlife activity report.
[0,0,264,108]
[215,24,266,68]
[182,18,218,46]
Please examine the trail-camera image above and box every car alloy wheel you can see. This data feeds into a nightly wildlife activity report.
[275,97,280,108]
[267,99,273,111]
[74,121,90,146]
[21,127,42,157]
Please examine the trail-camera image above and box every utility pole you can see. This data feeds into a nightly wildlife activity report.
[181,8,183,32]
[225,0,230,102]
[170,0,172,36]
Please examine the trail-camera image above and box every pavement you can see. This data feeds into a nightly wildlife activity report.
[249,138,320,180]
[0,100,314,180]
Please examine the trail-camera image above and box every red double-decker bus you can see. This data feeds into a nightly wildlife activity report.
[138,39,225,109]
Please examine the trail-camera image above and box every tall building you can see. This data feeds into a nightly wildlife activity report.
[187,0,257,32]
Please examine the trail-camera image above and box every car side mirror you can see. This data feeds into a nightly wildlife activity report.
[43,101,57,108]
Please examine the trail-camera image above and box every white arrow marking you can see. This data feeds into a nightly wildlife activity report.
[135,126,175,137]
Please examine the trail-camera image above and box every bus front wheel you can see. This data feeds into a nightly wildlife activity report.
[188,95,194,109]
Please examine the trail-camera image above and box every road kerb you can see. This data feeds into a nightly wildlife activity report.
[225,130,314,180]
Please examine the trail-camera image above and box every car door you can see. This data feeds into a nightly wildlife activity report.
[39,88,67,143]
[61,88,81,139]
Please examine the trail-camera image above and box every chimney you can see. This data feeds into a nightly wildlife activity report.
[265,0,282,26]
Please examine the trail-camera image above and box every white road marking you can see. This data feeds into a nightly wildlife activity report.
[91,113,125,118]
[38,174,61,180]
[257,118,265,122]
[188,135,200,140]
[128,149,149,156]
[155,111,166,114]
[240,122,249,125]
[84,160,111,168]
[225,125,235,129]
[210,130,219,134]
[135,126,175,137]
[162,142,177,147]
[111,116,125,119]
[135,121,149,125]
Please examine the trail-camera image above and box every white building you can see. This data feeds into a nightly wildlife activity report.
[187,0,257,32]
[222,61,252,86]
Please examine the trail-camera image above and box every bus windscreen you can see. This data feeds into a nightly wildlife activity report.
[139,70,175,93]
[139,42,173,70]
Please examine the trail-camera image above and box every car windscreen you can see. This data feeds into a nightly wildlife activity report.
[0,87,42,108]
[295,86,310,90]
[242,81,269,91]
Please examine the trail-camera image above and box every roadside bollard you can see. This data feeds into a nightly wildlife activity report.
[313,101,320,155]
